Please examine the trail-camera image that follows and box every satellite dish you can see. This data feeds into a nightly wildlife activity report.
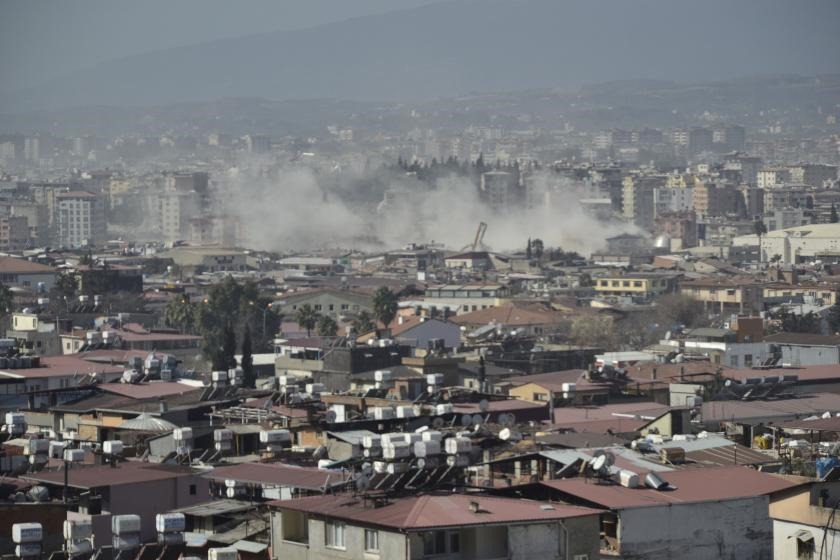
[471,414,483,426]
[604,452,616,467]
[498,413,510,426]
[432,418,445,429]
[590,455,607,471]
[312,446,327,460]
[325,410,337,423]
[461,415,473,427]
[416,458,427,469]
[478,399,490,413]
[506,413,517,427]
[499,428,511,441]
[361,462,373,475]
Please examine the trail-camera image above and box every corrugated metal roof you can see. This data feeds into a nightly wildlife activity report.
[206,462,345,490]
[540,466,798,509]
[271,492,600,530]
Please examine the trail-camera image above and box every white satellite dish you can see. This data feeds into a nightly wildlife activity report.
[590,454,607,471]
[361,462,373,475]
[499,428,511,441]
[461,415,473,427]
[478,399,490,413]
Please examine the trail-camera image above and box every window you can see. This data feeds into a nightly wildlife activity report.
[364,529,379,552]
[422,530,459,556]
[325,520,345,549]
[189,484,196,495]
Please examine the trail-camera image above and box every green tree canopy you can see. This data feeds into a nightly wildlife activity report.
[316,315,338,337]
[372,286,399,330]
[296,304,318,337]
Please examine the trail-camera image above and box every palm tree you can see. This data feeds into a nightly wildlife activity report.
[372,287,399,333]
[164,294,196,333]
[316,315,338,337]
[353,311,375,334]
[0,282,12,320]
[296,304,318,337]
[753,220,768,262]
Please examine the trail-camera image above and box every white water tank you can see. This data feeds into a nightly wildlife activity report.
[12,523,42,544]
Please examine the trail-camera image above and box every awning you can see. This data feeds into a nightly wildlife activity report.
[793,529,814,542]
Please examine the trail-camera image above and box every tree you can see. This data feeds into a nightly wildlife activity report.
[828,301,840,334]
[240,324,255,388]
[526,237,532,259]
[222,324,238,370]
[655,294,708,329]
[353,311,375,334]
[165,294,196,333]
[372,287,399,331]
[831,204,839,224]
[531,238,544,260]
[194,276,269,365]
[316,315,338,337]
[296,304,318,337]
[753,220,768,261]
[770,309,823,335]
[0,282,12,320]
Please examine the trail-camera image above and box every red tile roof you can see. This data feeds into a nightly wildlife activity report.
[98,381,202,399]
[22,461,200,489]
[271,492,601,529]
[541,466,797,509]
[0,355,124,379]
[0,256,56,274]
[450,303,569,327]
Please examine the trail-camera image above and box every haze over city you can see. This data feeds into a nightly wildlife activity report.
[1,2,840,559]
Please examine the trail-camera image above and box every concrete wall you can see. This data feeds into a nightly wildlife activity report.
[100,474,210,544]
[774,519,834,560]
[271,511,407,560]
[619,497,774,560]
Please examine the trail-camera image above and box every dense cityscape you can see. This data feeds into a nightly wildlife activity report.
[1,1,840,559]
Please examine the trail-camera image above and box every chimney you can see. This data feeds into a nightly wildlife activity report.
[159,399,168,414]
[651,367,657,380]
[468,501,480,513]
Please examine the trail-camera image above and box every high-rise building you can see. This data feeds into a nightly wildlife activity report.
[56,191,106,248]
[480,171,516,212]
[688,127,714,156]
[0,216,30,251]
[157,191,200,244]
[622,176,660,230]
[724,125,746,152]
[245,134,271,154]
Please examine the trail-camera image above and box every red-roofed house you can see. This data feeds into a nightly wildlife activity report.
[512,466,798,560]
[0,255,56,291]
[269,492,600,560]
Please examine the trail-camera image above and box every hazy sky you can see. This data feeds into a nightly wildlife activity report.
[0,0,440,91]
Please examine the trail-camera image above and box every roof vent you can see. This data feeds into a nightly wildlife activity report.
[468,501,480,513]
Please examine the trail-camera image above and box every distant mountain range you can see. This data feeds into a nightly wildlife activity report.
[3,0,839,112]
